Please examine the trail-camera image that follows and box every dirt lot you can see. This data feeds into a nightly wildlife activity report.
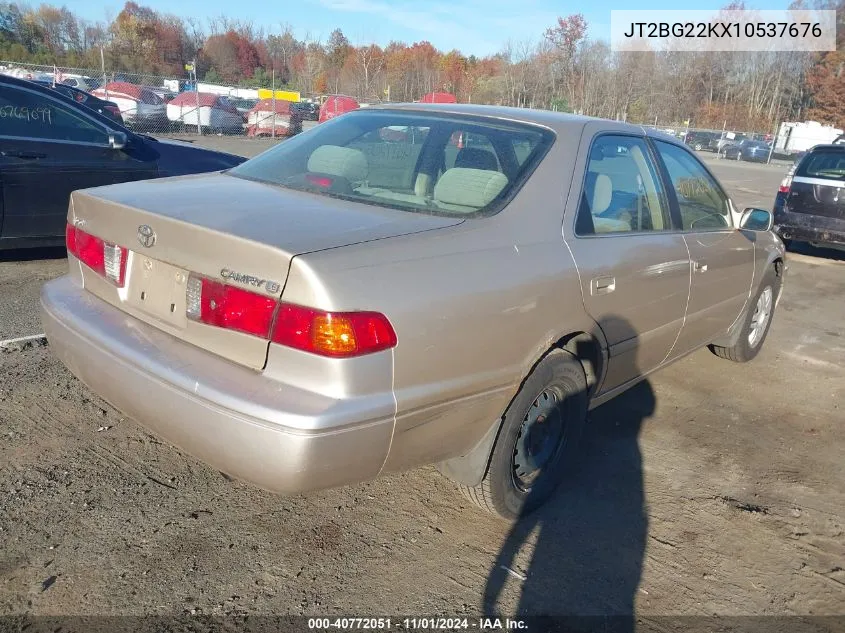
[1,143,844,622]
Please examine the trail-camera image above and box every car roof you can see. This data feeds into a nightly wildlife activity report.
[363,102,678,141]
[806,144,845,151]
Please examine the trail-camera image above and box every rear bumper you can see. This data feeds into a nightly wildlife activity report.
[774,210,845,246]
[40,276,394,495]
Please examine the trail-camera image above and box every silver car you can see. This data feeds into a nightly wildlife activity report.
[41,105,786,520]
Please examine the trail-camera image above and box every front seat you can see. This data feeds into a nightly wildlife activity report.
[577,172,629,234]
[454,147,498,171]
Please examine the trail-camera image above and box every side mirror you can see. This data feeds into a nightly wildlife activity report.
[108,131,127,150]
[740,207,773,232]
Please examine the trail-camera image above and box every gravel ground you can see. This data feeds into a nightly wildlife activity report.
[1,142,844,622]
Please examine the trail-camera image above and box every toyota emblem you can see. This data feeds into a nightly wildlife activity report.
[137,224,156,248]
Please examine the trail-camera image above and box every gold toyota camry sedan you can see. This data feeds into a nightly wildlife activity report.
[41,104,786,520]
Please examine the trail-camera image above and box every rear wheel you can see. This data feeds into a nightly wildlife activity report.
[694,142,703,151]
[459,349,588,521]
[710,267,780,363]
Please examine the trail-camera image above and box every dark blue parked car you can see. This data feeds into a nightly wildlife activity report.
[0,74,247,250]
[720,139,771,162]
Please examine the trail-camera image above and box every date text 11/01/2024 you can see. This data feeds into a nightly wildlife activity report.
[307,618,528,631]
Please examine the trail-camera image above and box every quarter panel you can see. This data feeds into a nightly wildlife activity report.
[282,135,600,471]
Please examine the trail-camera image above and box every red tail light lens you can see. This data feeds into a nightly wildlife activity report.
[186,275,277,338]
[778,176,792,194]
[66,223,127,287]
[272,303,397,357]
[186,276,396,355]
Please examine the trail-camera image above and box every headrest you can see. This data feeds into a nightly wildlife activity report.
[307,145,368,182]
[455,148,498,171]
[434,168,508,211]
[591,173,612,215]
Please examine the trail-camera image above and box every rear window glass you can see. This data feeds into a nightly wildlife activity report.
[229,110,553,217]
[797,150,845,180]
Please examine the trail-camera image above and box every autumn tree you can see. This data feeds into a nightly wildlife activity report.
[544,13,587,109]
[202,29,259,83]
[803,0,845,126]
[325,28,350,92]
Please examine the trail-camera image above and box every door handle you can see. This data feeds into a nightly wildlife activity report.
[694,261,709,273]
[591,276,616,295]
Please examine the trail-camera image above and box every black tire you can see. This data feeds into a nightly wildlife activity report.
[710,267,780,363]
[459,349,588,521]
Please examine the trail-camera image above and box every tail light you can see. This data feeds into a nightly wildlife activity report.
[272,303,397,358]
[187,274,397,358]
[66,223,127,286]
[104,105,121,117]
[778,175,792,194]
[186,275,277,338]
[66,226,396,358]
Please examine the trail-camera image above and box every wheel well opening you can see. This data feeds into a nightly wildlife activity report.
[557,331,603,395]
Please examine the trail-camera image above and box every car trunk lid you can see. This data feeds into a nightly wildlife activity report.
[68,172,463,369]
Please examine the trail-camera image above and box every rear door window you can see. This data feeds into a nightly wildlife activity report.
[0,85,109,145]
[575,135,671,235]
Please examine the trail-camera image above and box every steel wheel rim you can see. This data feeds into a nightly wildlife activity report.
[512,387,567,492]
[748,286,773,348]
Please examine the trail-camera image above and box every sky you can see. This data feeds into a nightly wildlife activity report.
[72,0,795,57]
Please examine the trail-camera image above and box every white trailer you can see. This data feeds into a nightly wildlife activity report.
[775,121,843,154]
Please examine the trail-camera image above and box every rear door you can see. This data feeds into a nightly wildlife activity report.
[0,83,158,240]
[788,148,845,223]
[564,130,691,394]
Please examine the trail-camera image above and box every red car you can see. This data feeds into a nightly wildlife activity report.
[319,95,360,123]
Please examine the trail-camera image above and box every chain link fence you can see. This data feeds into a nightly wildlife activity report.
[3,60,841,164]
[637,121,843,165]
[0,60,319,138]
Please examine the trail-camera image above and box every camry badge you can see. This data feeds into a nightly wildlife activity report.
[137,224,156,248]
[221,268,281,294]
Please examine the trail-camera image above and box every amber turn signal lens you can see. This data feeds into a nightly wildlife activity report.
[313,315,357,355]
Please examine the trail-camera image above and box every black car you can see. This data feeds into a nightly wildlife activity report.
[684,131,717,151]
[773,144,845,251]
[32,80,124,125]
[291,100,319,121]
[0,75,247,250]
[721,139,771,162]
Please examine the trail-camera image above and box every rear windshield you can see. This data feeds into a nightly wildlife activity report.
[797,150,845,180]
[229,110,554,217]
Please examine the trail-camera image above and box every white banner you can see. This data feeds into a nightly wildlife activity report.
[610,9,837,52]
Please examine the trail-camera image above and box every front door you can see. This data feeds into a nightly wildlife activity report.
[650,140,754,358]
[0,83,157,240]
[564,130,691,394]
